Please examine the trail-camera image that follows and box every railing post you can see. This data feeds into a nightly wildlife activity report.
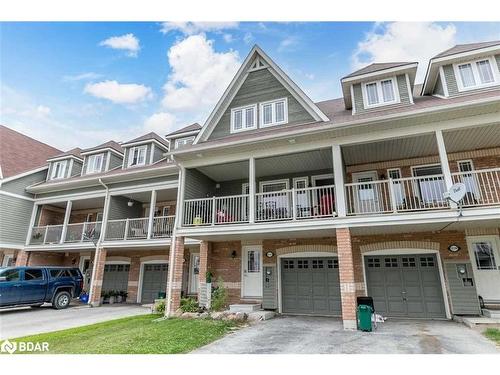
[124,218,129,240]
[43,226,49,244]
[81,222,87,242]
[147,190,157,239]
[292,188,297,220]
[60,200,72,244]
[25,204,39,246]
[211,197,216,226]
[388,178,398,213]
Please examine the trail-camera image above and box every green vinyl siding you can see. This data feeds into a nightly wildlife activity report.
[444,262,481,315]
[109,152,124,170]
[496,54,500,71]
[107,195,143,220]
[433,74,444,96]
[207,68,314,141]
[184,169,215,200]
[152,144,166,163]
[0,194,34,244]
[70,160,83,177]
[442,64,459,96]
[1,170,47,197]
[353,74,412,114]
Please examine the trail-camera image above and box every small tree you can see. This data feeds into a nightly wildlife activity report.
[211,276,228,311]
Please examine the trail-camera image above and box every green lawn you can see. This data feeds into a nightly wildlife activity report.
[484,328,500,345]
[11,314,237,354]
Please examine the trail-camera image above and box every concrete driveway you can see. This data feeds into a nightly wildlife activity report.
[0,303,151,339]
[193,315,498,354]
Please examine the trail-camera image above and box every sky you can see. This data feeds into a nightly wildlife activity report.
[1,21,499,151]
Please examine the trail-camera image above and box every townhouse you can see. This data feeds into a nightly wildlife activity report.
[0,125,61,267]
[7,40,500,330]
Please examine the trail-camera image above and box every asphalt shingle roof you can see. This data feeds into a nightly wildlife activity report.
[50,147,83,160]
[82,140,123,155]
[0,125,62,178]
[122,132,170,149]
[432,40,500,59]
[166,123,201,138]
[342,62,416,79]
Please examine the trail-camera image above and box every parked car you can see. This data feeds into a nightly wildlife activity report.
[0,266,83,309]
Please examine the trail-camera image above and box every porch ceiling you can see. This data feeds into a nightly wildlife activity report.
[197,160,249,182]
[255,149,332,178]
[342,133,438,166]
[120,188,178,203]
[49,197,106,210]
[443,123,500,153]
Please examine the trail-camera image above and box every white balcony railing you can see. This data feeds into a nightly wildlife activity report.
[29,224,64,245]
[183,185,336,225]
[104,216,175,241]
[346,174,449,215]
[452,168,500,207]
[64,221,102,243]
[151,216,175,238]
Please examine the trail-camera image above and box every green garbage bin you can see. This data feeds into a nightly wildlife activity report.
[357,304,373,332]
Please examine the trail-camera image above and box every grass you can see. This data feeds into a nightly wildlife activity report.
[10,314,237,354]
[484,328,500,345]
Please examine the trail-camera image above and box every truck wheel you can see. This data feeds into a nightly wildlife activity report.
[53,291,71,309]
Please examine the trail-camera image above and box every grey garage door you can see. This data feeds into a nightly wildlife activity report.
[102,264,130,293]
[365,255,446,319]
[281,257,341,316]
[141,263,168,303]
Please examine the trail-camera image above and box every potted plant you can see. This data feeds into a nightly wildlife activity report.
[120,291,128,303]
[115,290,123,303]
[108,290,116,304]
[101,291,109,304]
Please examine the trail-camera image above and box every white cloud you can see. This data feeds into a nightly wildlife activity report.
[143,112,177,135]
[36,105,51,116]
[278,36,299,52]
[352,22,457,82]
[63,72,102,82]
[99,33,140,57]
[223,33,234,43]
[160,22,238,35]
[84,80,153,104]
[243,32,254,44]
[161,34,240,113]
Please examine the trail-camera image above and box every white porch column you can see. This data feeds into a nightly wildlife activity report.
[435,130,453,190]
[99,191,112,242]
[147,190,157,239]
[332,144,347,217]
[60,200,72,244]
[176,166,186,228]
[249,157,256,223]
[25,203,40,246]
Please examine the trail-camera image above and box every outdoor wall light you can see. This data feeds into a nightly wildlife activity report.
[127,200,134,207]
[231,250,237,259]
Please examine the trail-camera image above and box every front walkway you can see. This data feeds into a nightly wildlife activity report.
[0,304,151,339]
[193,315,498,354]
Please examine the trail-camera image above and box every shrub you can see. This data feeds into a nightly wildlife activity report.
[211,276,228,311]
[154,299,165,314]
[180,297,200,313]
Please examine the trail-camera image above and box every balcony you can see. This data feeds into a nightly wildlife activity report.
[105,216,174,241]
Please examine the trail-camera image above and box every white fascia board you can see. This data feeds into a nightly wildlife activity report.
[0,165,48,184]
[171,95,500,158]
[80,147,124,157]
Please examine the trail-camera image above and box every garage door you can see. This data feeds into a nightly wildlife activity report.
[141,263,168,303]
[281,257,341,316]
[102,264,130,292]
[365,254,446,318]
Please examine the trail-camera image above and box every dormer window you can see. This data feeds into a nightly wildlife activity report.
[50,160,67,180]
[455,57,499,92]
[231,104,257,133]
[362,78,399,108]
[174,136,195,149]
[127,145,147,167]
[86,153,104,174]
[260,98,288,127]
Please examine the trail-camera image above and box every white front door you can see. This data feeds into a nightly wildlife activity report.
[188,253,200,294]
[352,171,380,213]
[467,236,500,302]
[242,246,263,298]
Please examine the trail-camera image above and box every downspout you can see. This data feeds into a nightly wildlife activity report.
[88,178,109,306]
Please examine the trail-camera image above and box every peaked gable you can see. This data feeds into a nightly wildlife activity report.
[196,46,328,143]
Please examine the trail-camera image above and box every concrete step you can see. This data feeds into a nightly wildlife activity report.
[248,311,276,321]
[482,309,500,318]
[229,304,262,313]
[455,315,500,328]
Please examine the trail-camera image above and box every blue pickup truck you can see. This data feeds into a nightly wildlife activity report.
[0,266,83,309]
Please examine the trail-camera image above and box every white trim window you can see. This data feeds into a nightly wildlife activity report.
[454,57,499,92]
[230,104,257,133]
[174,136,195,149]
[127,145,147,167]
[86,153,104,174]
[260,98,288,127]
[50,160,67,180]
[362,77,400,108]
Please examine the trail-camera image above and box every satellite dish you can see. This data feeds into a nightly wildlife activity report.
[443,183,466,203]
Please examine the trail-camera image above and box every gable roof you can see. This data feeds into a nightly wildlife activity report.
[195,45,329,143]
[0,125,62,178]
[48,147,83,162]
[165,123,201,138]
[432,40,500,59]
[121,132,170,149]
[81,140,123,156]
[342,62,416,80]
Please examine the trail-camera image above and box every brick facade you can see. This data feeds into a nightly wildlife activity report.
[169,236,185,313]
[15,250,30,266]
[336,228,357,329]
[89,247,107,306]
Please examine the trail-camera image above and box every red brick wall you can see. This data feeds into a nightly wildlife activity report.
[38,206,65,226]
